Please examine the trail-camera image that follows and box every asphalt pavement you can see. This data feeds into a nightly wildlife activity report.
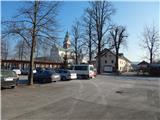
[1,74,160,120]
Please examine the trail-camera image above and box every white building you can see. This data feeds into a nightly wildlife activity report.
[50,31,75,64]
[36,31,87,64]
[96,48,132,73]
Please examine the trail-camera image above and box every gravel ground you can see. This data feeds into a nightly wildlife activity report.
[1,74,160,120]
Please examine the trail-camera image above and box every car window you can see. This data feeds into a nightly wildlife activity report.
[1,71,17,78]
[68,70,75,73]
[63,70,68,73]
[55,70,60,73]
[42,71,52,75]
[90,66,94,71]
[68,66,73,70]
[42,71,47,75]
[57,70,67,73]
[56,70,62,73]
[75,66,88,71]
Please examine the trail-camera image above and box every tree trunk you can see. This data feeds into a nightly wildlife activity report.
[75,38,78,64]
[76,51,78,64]
[28,40,35,85]
[20,41,24,60]
[115,49,119,75]
[28,1,38,85]
[63,50,68,68]
[89,37,92,64]
[150,51,153,64]
[97,42,101,74]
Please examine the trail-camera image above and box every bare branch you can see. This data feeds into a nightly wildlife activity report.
[141,24,160,63]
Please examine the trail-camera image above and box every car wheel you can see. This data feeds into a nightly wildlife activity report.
[86,75,90,79]
[61,76,66,81]
[40,79,45,84]
[11,86,15,89]
[43,79,47,83]
[48,78,52,83]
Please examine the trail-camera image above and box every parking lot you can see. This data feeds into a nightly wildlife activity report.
[2,74,160,120]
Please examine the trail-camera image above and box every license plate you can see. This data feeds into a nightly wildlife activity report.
[71,73,76,76]
[5,78,13,81]
[54,75,59,78]
[71,75,77,78]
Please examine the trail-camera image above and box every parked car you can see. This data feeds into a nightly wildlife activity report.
[21,68,37,75]
[36,67,44,73]
[93,68,97,77]
[33,70,60,83]
[56,69,77,81]
[149,64,160,76]
[1,70,19,89]
[33,69,37,74]
[12,69,21,75]
[70,64,95,79]
[21,68,29,75]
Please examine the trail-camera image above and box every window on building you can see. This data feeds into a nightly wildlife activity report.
[111,60,114,63]
[105,60,107,64]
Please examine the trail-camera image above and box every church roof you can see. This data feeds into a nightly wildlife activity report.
[65,31,69,38]
[51,43,65,51]
[51,43,74,52]
[64,31,71,44]
[137,61,149,65]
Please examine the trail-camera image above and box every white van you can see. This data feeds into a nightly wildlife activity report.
[70,64,95,79]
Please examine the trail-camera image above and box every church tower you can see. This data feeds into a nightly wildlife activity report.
[63,31,71,49]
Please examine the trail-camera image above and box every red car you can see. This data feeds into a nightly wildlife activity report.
[93,68,97,77]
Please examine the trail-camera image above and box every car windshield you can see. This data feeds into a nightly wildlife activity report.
[68,66,74,70]
[75,66,88,70]
[56,69,68,73]
[63,70,68,73]
[68,70,75,73]
[0,70,17,78]
[90,66,94,71]
[42,70,55,75]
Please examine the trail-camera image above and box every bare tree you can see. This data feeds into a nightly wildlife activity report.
[87,1,115,74]
[108,25,128,74]
[71,19,83,64]
[141,24,160,63]
[14,40,30,60]
[82,8,94,63]
[1,39,10,60]
[2,1,60,85]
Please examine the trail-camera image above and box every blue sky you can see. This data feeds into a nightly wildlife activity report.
[1,1,159,62]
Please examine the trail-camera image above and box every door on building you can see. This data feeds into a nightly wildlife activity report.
[103,65,113,73]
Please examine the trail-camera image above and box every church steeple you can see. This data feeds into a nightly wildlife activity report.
[63,31,71,49]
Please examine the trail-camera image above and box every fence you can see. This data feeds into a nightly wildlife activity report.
[1,59,63,69]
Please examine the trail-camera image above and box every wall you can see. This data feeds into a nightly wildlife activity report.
[96,52,131,73]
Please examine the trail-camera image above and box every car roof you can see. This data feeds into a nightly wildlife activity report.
[1,70,16,74]
[57,69,69,72]
[73,64,93,66]
[1,69,14,72]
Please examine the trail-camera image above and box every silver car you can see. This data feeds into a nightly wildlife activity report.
[33,70,60,83]
[56,69,77,81]
[1,70,19,89]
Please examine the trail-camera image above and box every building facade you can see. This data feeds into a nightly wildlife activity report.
[50,31,75,64]
[96,48,132,73]
[36,31,87,64]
